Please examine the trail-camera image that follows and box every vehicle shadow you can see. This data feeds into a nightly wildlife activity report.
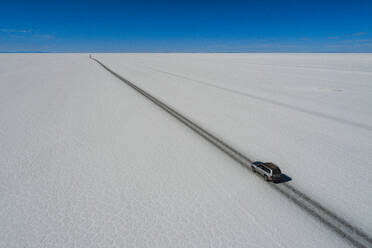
[273,174,292,184]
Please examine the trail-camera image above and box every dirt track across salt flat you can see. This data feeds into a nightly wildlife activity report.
[91,55,372,248]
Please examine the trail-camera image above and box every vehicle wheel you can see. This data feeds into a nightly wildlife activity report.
[264,175,269,181]
[251,166,256,173]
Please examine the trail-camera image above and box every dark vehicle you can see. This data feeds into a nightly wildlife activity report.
[251,161,282,182]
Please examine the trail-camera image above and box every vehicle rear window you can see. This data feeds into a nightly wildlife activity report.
[272,168,281,175]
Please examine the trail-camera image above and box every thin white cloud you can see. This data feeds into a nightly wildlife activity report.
[0,29,32,33]
[33,34,54,39]
[351,32,368,36]
[326,32,368,41]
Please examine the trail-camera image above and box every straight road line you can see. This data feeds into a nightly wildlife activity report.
[90,55,372,248]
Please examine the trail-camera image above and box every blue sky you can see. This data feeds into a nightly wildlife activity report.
[0,0,371,52]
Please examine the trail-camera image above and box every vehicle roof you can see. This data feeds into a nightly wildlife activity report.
[263,162,280,170]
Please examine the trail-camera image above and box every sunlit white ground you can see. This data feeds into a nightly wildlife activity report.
[1,53,371,247]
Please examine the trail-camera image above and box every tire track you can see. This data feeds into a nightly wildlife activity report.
[90,55,372,248]
[147,66,372,132]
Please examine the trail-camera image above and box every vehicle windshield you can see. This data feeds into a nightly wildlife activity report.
[272,168,281,175]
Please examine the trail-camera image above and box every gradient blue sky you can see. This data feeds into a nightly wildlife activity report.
[0,0,371,52]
